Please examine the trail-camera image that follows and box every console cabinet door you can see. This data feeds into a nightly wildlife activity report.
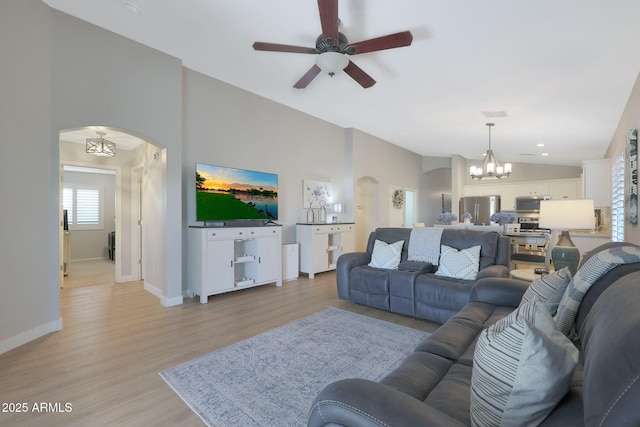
[206,239,234,293]
[254,236,280,284]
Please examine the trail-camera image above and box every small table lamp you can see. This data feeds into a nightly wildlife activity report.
[539,199,595,275]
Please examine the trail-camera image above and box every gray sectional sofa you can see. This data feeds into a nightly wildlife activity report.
[336,227,511,324]
[310,242,640,426]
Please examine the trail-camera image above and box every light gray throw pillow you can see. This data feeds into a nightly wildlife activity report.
[471,300,579,427]
[368,239,404,269]
[435,245,481,280]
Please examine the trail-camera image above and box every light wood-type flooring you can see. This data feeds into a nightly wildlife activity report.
[0,270,439,426]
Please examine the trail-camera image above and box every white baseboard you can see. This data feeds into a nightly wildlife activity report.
[0,318,63,355]
[143,281,162,298]
[162,295,183,307]
[143,281,183,307]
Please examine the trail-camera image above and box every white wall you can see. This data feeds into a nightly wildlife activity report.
[182,68,349,245]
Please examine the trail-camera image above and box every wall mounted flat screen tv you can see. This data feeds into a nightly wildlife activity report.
[196,163,278,222]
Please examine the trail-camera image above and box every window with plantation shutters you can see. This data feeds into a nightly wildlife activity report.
[62,185,103,230]
[611,153,625,242]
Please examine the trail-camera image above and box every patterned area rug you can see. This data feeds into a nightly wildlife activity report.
[160,307,429,427]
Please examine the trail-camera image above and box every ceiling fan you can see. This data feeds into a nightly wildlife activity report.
[252,0,413,89]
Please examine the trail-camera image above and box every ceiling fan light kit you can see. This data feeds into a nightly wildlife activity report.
[315,52,349,77]
[470,123,512,180]
[252,0,413,89]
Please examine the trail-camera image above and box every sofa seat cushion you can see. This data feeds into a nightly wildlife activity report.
[348,266,391,310]
[380,351,453,400]
[423,363,473,426]
[414,274,476,323]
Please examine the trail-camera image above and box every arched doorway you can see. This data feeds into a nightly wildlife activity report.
[58,126,162,290]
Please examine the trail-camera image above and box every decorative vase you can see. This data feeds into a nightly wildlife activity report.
[318,202,327,223]
[306,204,315,223]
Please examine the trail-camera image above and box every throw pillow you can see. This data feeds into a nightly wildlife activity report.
[368,239,404,269]
[520,267,572,316]
[434,245,481,280]
[470,300,579,427]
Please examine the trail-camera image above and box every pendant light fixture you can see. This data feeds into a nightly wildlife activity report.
[470,123,511,180]
[86,131,116,157]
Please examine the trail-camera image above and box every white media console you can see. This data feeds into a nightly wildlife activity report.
[188,225,282,303]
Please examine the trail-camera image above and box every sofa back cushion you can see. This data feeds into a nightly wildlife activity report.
[441,229,501,270]
[367,228,508,270]
[578,271,640,427]
[366,228,412,261]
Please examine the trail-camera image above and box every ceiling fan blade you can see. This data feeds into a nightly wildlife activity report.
[294,65,322,89]
[253,42,317,54]
[318,0,339,42]
[344,61,376,88]
[346,31,413,55]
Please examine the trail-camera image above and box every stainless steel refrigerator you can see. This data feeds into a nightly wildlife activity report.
[459,196,501,225]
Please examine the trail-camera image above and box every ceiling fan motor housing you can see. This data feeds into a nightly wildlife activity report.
[315,32,353,54]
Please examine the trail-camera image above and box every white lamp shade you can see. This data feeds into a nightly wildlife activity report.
[539,199,595,230]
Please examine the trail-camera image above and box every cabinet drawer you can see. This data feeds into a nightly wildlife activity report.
[311,224,354,234]
[206,227,279,240]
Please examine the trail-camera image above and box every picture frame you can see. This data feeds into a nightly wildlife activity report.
[303,180,331,209]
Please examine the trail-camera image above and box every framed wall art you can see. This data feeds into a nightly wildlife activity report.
[303,180,331,209]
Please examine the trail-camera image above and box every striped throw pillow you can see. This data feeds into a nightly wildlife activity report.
[520,267,572,316]
[470,300,579,427]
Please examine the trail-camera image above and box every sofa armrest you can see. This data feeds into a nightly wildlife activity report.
[476,264,510,280]
[308,379,466,427]
[336,252,371,300]
[469,277,530,307]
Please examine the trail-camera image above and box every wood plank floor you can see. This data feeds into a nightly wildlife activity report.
[0,272,439,427]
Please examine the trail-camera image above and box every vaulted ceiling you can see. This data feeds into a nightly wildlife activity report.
[44,0,640,166]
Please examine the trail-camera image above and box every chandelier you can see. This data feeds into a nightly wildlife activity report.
[470,123,511,180]
[86,131,116,157]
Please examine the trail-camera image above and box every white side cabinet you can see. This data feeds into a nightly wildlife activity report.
[296,223,355,278]
[188,226,282,303]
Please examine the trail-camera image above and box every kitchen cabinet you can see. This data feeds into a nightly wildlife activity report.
[463,178,582,210]
[516,181,551,197]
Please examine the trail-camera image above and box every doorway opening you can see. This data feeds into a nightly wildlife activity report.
[58,127,149,289]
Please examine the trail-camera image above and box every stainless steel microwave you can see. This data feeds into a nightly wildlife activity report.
[515,196,550,213]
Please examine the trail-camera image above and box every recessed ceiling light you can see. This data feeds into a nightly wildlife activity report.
[537,143,545,147]
[541,153,549,156]
[122,2,140,14]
